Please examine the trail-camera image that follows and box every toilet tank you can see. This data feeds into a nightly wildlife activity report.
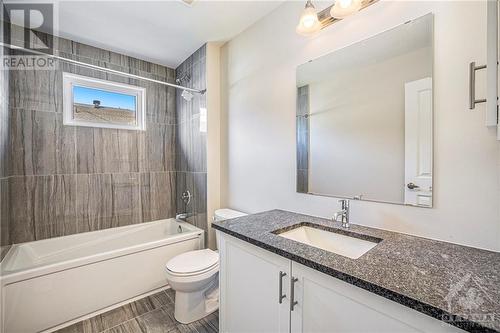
[214,209,246,249]
[213,209,247,222]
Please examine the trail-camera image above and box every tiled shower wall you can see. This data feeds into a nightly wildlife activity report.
[296,85,309,193]
[2,26,179,245]
[175,45,208,238]
[0,25,10,253]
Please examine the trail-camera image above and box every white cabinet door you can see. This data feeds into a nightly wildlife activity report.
[290,262,464,333]
[218,233,291,333]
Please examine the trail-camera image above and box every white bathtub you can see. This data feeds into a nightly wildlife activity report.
[0,219,204,333]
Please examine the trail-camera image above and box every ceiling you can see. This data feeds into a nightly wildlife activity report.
[45,0,284,68]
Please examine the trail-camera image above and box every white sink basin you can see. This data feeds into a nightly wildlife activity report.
[278,226,378,259]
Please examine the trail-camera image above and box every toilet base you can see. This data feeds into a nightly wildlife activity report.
[173,279,219,324]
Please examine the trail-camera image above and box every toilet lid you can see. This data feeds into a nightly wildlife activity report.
[166,249,219,274]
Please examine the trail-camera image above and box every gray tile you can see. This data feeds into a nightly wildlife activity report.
[140,172,176,222]
[138,124,176,172]
[176,172,207,238]
[56,290,217,333]
[9,66,62,113]
[176,312,218,333]
[76,127,139,174]
[0,178,10,246]
[105,320,144,333]
[143,81,176,125]
[175,172,206,217]
[297,169,309,194]
[76,173,142,232]
[57,291,172,333]
[0,245,11,262]
[176,118,206,173]
[9,175,77,243]
[10,109,76,176]
[135,307,177,333]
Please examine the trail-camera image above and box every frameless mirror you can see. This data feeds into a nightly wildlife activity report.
[296,14,433,207]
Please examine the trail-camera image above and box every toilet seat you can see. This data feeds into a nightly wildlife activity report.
[166,249,219,277]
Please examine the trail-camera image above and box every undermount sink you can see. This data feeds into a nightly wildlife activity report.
[276,225,380,259]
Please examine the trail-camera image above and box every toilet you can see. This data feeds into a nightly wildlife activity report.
[165,208,247,324]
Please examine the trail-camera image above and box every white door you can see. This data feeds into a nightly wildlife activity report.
[404,77,433,207]
[218,233,291,333]
[290,262,463,333]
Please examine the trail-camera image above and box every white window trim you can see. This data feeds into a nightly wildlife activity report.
[63,72,146,131]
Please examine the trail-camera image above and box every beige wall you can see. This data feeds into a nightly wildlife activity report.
[206,42,223,249]
[221,1,500,251]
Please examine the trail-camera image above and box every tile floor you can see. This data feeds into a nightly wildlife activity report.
[55,289,218,333]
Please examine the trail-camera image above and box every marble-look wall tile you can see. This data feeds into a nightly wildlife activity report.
[0,178,10,246]
[9,175,77,243]
[76,127,139,174]
[10,109,76,176]
[76,173,142,232]
[138,124,176,172]
[140,172,176,222]
[4,26,179,245]
[297,169,309,194]
[296,85,309,193]
[175,44,207,235]
[9,63,61,113]
[176,116,206,173]
[176,172,207,231]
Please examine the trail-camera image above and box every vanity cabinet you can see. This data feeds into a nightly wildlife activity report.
[218,233,291,333]
[217,232,464,333]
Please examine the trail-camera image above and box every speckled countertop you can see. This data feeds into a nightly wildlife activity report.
[212,210,500,332]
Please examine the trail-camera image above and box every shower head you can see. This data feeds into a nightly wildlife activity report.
[176,72,190,85]
[181,89,194,101]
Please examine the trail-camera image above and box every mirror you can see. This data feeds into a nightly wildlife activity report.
[296,14,433,207]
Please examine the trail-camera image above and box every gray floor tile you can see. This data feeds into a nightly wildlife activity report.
[55,290,218,333]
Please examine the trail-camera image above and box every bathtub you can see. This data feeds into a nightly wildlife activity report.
[0,219,204,333]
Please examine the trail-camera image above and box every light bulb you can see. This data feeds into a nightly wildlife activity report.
[330,0,361,19]
[296,1,321,36]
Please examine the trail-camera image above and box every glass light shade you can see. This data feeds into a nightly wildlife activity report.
[296,5,321,36]
[330,0,362,19]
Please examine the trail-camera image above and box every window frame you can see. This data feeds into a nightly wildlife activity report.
[62,72,146,131]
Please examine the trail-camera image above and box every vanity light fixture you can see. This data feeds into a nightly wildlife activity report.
[296,0,378,36]
[296,0,322,36]
[330,0,362,19]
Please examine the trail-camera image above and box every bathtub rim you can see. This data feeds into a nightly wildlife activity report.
[0,219,204,285]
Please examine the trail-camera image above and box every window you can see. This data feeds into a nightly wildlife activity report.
[63,73,146,130]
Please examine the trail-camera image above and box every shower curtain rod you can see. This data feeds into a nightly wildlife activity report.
[1,42,206,95]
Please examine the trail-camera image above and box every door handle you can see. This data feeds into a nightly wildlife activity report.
[290,277,298,311]
[407,183,420,190]
[278,271,286,304]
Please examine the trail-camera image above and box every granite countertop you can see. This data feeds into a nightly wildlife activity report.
[212,210,500,332]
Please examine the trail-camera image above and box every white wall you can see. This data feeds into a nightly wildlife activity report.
[220,1,500,251]
[308,47,432,203]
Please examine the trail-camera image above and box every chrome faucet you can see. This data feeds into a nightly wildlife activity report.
[175,212,194,221]
[333,199,350,228]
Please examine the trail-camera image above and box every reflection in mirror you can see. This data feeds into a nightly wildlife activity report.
[296,14,433,207]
